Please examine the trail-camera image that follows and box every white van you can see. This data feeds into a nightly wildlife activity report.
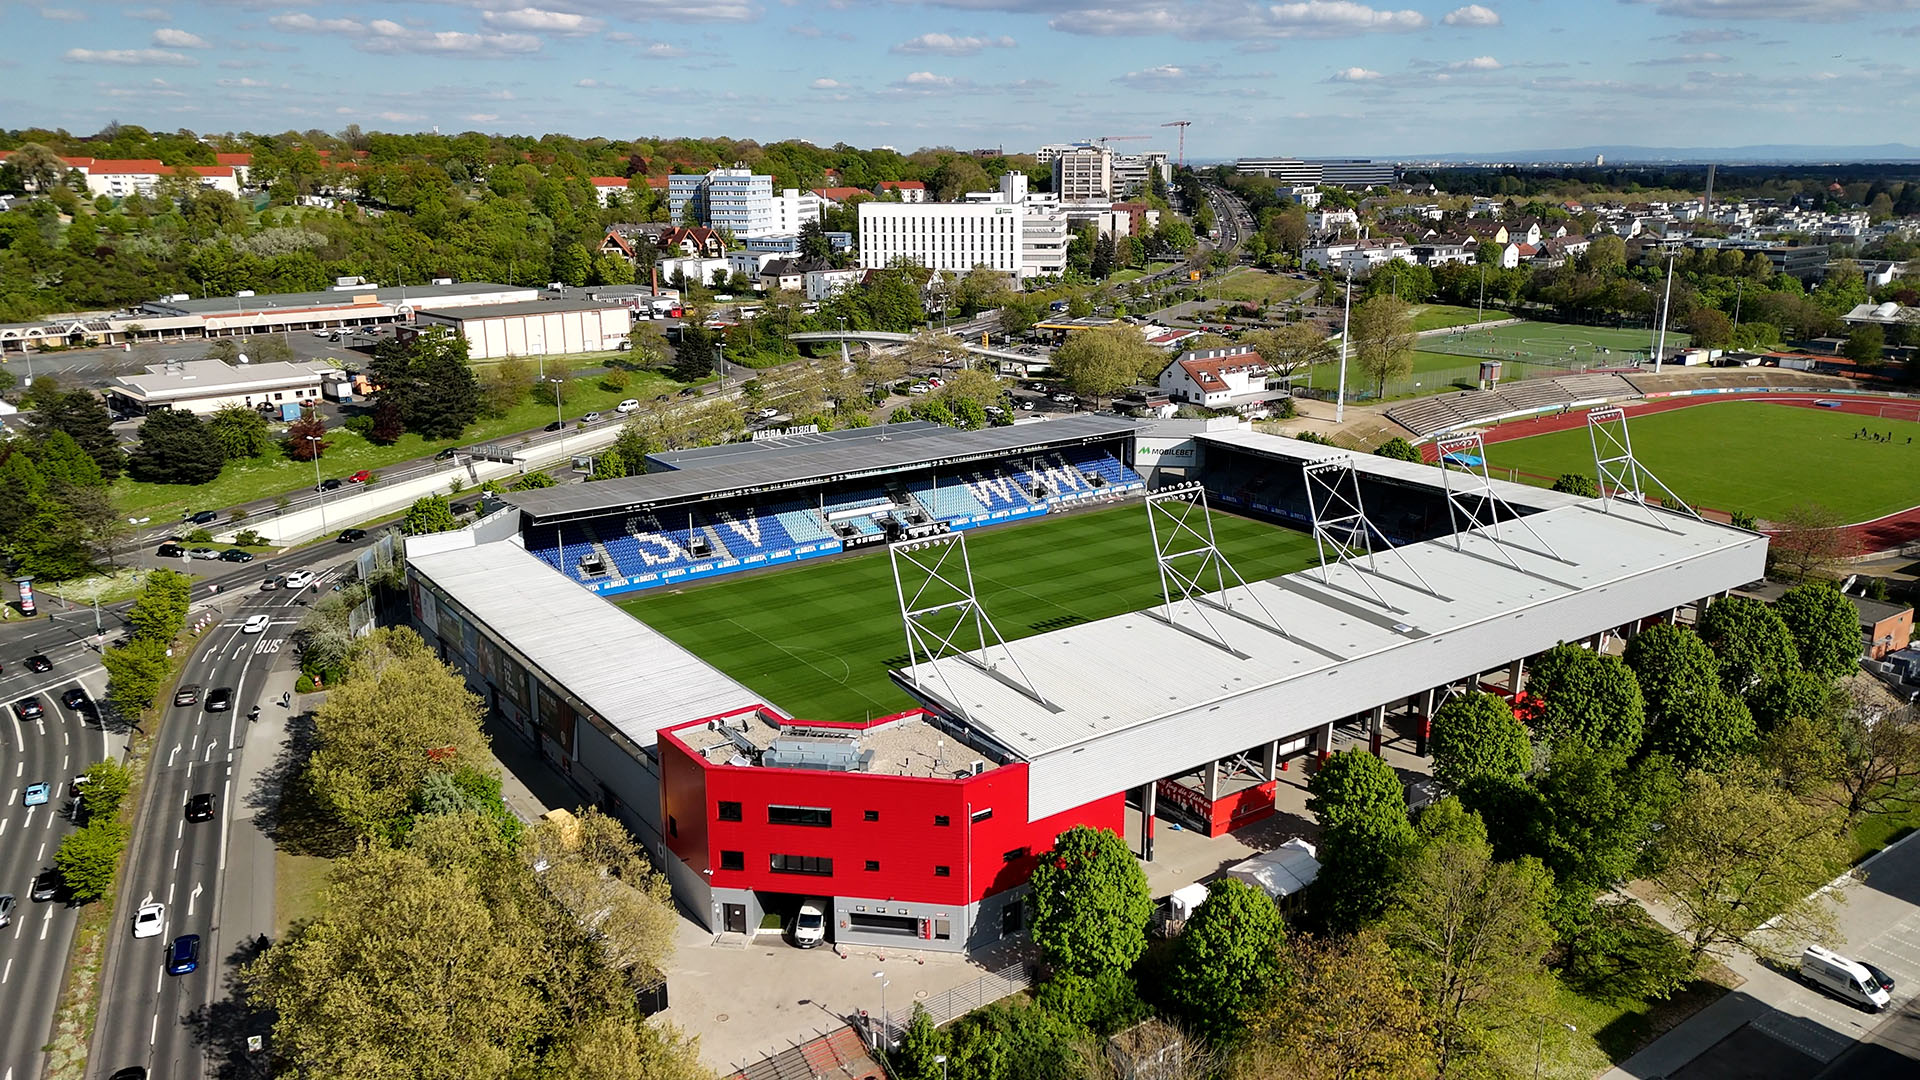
[791,898,828,949]
[1799,945,1891,1010]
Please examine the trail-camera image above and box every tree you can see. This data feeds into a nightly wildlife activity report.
[893,1004,953,1080]
[7,141,65,192]
[125,567,191,644]
[126,408,226,485]
[509,470,556,490]
[1557,899,1694,1005]
[1695,595,1798,697]
[78,757,134,823]
[1308,750,1417,930]
[30,392,122,481]
[1522,642,1645,754]
[1843,322,1885,367]
[1770,503,1858,581]
[102,635,171,715]
[55,821,129,904]
[205,404,273,460]
[1648,766,1850,962]
[1550,473,1598,497]
[1687,307,1733,349]
[673,324,719,382]
[1025,825,1152,978]
[1383,837,1554,1079]
[1165,877,1287,1041]
[1238,931,1433,1080]
[1626,624,1755,770]
[1429,692,1531,791]
[1349,295,1415,398]
[304,627,494,841]
[1748,670,1839,735]
[1307,748,1407,830]
[1774,582,1863,681]
[286,405,331,461]
[624,322,669,370]
[1523,747,1676,914]
[370,400,406,444]
[1824,700,1920,821]
[1242,322,1336,385]
[480,355,533,418]
[370,327,482,440]
[1050,324,1162,400]
[34,428,106,492]
[1372,437,1421,463]
[404,495,460,536]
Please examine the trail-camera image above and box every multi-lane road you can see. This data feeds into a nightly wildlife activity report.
[85,579,312,1080]
[0,636,116,1080]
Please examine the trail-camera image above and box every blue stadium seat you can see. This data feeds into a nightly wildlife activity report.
[769,500,836,544]
[956,469,1035,513]
[907,479,988,523]
[710,506,797,556]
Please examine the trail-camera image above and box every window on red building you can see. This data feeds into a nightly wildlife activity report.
[934,865,951,877]
[770,853,833,876]
[865,860,880,871]
[769,805,833,827]
[863,810,879,822]
[720,850,744,871]
[717,801,742,822]
[933,814,951,827]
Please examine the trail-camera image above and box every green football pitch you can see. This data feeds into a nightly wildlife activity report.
[1486,401,1920,522]
[621,505,1318,722]
[1421,320,1688,367]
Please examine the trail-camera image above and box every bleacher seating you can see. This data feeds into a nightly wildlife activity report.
[528,526,601,581]
[709,506,798,556]
[1561,373,1642,401]
[765,500,835,544]
[1062,447,1146,490]
[958,468,1037,513]
[1387,372,1647,436]
[1009,452,1093,502]
[909,479,989,522]
[1495,379,1573,412]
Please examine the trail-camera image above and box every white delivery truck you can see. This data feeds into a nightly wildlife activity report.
[1798,945,1892,1010]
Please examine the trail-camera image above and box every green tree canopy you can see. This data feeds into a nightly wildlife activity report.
[205,404,274,460]
[1626,624,1756,769]
[1523,642,1646,754]
[1025,825,1153,978]
[1051,324,1163,400]
[404,494,460,536]
[370,327,482,440]
[1696,595,1799,697]
[1372,436,1422,462]
[126,408,227,485]
[1308,749,1417,930]
[1429,691,1531,791]
[1550,473,1598,497]
[1166,877,1287,1041]
[55,821,129,904]
[1774,583,1863,681]
[1350,294,1415,398]
[27,389,122,480]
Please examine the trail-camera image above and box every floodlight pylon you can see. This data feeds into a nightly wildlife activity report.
[1586,406,1701,531]
[1142,484,1288,655]
[1302,457,1438,610]
[889,532,1050,720]
[1432,431,1565,567]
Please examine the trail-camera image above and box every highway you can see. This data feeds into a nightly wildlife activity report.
[0,637,116,1080]
[86,582,311,1080]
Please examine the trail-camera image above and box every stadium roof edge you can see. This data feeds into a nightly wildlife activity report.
[505,414,1141,522]
[1193,427,1586,513]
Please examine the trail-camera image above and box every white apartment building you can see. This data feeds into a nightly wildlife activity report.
[804,267,865,301]
[1287,186,1322,208]
[1307,208,1360,234]
[858,173,1066,278]
[1052,146,1114,202]
[668,168,820,238]
[1111,152,1171,196]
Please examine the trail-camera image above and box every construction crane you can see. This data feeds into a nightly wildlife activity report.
[1094,135,1149,145]
[1161,120,1192,167]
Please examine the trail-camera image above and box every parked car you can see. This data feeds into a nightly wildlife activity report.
[62,688,89,711]
[156,543,186,558]
[185,793,215,822]
[756,408,780,420]
[174,685,201,707]
[219,549,254,563]
[30,868,59,902]
[242,614,271,634]
[616,398,641,413]
[166,934,202,975]
[337,528,367,543]
[205,687,233,712]
[347,470,371,483]
[908,382,932,395]
[13,697,45,722]
[23,782,50,807]
[132,901,165,939]
[188,548,220,560]
[581,411,603,424]
[1050,393,1077,404]
[790,898,828,949]
[24,654,52,673]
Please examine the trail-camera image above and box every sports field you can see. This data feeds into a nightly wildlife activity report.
[621,505,1318,722]
[1486,401,1920,521]
[1423,319,1687,368]
[1410,304,1491,332]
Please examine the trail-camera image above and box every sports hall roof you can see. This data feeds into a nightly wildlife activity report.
[901,434,1767,819]
[409,539,762,750]
[506,413,1138,523]
[648,420,950,468]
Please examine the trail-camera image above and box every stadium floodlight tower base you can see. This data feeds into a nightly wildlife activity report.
[1142,483,1288,656]
[1302,457,1439,612]
[1432,431,1566,569]
[889,532,1053,721]
[1585,406,1701,532]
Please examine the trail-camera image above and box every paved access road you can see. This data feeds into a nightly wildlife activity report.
[86,579,315,1080]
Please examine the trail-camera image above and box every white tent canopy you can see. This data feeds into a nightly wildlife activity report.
[1224,839,1321,900]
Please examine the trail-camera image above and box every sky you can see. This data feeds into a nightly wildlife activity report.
[7,1,1920,160]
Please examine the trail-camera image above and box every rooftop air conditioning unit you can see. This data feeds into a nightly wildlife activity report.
[969,760,986,776]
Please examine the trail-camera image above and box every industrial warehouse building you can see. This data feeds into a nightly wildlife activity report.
[403,423,1764,952]
[108,359,347,415]
[413,298,633,360]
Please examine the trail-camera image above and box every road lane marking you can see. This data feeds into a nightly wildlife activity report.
[188,882,202,917]
[167,745,180,768]
[12,762,18,777]
[172,847,179,871]
[0,819,8,839]
[1,958,10,984]
[36,841,44,860]
[203,741,217,763]
[39,907,51,941]
[150,1012,158,1045]
[22,808,32,830]
[217,776,233,875]
[61,754,67,770]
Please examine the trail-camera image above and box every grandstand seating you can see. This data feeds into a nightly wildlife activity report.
[596,513,713,576]
[768,499,837,545]
[908,478,989,522]
[1386,373,1647,436]
[528,525,601,581]
[710,506,798,557]
[1063,447,1146,491]
[957,468,1038,513]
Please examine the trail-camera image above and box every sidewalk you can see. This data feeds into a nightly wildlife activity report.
[210,657,304,989]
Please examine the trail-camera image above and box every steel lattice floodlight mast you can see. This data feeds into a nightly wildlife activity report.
[1142,483,1289,656]
[1302,458,1439,612]
[888,532,1051,722]
[1585,407,1700,532]
[1432,431,1566,569]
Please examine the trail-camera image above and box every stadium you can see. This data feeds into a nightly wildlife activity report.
[403,413,1764,953]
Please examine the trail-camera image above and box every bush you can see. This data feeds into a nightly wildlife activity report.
[186,528,213,543]
[344,415,375,438]
[295,674,316,694]
[599,370,630,392]
[234,529,267,547]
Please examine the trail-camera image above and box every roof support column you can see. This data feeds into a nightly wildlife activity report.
[1203,759,1221,802]
[1507,656,1525,694]
[1262,739,1280,782]
[1418,688,1436,756]
[1370,704,1386,756]
[1140,781,1157,863]
[1314,721,1335,757]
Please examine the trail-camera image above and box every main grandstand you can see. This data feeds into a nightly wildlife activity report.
[404,415,1765,954]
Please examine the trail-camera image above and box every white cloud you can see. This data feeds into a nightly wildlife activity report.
[40,8,87,21]
[151,28,210,48]
[1448,55,1501,69]
[575,77,613,87]
[890,32,1016,55]
[124,7,170,21]
[1442,4,1501,26]
[216,76,271,87]
[1114,63,1215,86]
[902,70,956,86]
[467,113,501,123]
[1631,0,1920,18]
[63,47,197,66]
[104,78,186,98]
[271,14,542,57]
[481,7,603,34]
[376,111,424,123]
[269,14,365,33]
[810,77,842,88]
[1637,50,1731,63]
[1055,0,1427,40]
[1671,27,1751,43]
[1327,66,1382,81]
[644,42,687,56]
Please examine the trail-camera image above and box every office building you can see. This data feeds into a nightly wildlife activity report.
[1052,146,1114,202]
[1111,152,1172,196]
[668,168,820,238]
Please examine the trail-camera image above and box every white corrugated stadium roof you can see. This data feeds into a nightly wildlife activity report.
[409,540,762,748]
[902,488,1765,818]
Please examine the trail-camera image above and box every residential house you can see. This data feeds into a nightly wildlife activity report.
[589,177,635,206]
[804,267,864,301]
[758,258,813,293]
[658,227,725,258]
[1156,345,1277,412]
[1306,208,1360,235]
[875,181,927,203]
[215,153,254,187]
[656,256,733,289]
[1534,234,1591,267]
[811,187,871,209]
[1411,237,1476,266]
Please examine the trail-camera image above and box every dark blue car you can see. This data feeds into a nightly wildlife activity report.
[166,934,201,976]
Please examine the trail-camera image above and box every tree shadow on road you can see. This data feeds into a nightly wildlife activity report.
[244,709,354,858]
[183,932,277,1080]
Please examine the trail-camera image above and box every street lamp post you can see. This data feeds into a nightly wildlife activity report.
[872,971,889,1051]
[548,376,565,456]
[307,435,325,530]
[1335,263,1353,424]
[935,1055,947,1080]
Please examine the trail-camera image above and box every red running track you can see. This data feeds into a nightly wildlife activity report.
[1426,391,1920,553]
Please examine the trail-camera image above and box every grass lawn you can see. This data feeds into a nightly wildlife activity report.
[112,370,681,522]
[1297,350,1489,397]
[1487,401,1920,522]
[622,505,1318,721]
[275,851,334,936]
[1550,967,1738,1066]
[1107,262,1177,286]
[1419,319,1687,366]
[1199,269,1313,306]
[1411,303,1497,332]
[1852,782,1920,859]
